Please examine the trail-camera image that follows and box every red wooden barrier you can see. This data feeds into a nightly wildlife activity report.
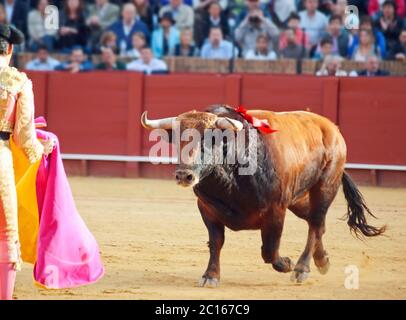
[339,77,406,165]
[26,71,48,118]
[338,77,406,186]
[240,74,324,114]
[25,71,406,185]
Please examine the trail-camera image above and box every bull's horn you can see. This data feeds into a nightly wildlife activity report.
[216,117,243,131]
[141,111,176,130]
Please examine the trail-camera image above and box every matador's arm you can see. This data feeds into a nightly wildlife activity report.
[13,79,44,163]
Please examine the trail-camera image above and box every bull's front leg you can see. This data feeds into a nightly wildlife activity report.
[261,205,294,273]
[197,199,225,288]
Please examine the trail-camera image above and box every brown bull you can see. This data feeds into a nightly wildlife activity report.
[141,104,385,286]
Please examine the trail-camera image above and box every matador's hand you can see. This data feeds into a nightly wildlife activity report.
[40,138,56,156]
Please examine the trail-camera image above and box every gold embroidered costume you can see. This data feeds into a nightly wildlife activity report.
[0,66,44,269]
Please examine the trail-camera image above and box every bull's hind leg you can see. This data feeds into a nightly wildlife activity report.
[261,205,294,273]
[290,181,340,283]
[197,200,225,288]
[289,193,330,275]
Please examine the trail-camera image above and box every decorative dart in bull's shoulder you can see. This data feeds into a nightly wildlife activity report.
[234,106,277,134]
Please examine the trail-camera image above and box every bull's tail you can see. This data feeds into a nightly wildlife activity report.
[342,171,386,238]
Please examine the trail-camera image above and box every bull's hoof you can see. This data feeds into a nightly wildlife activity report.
[198,276,220,288]
[290,270,310,284]
[272,257,294,273]
[315,257,330,275]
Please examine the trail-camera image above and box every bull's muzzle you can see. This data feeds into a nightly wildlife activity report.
[175,169,198,187]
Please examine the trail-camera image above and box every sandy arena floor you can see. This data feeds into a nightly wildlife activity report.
[14,177,406,299]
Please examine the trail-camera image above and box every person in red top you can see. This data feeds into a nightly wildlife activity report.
[373,0,404,53]
[369,0,405,19]
[279,12,309,51]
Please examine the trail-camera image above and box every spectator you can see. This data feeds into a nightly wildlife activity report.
[27,0,58,52]
[152,12,180,58]
[353,54,390,76]
[87,0,120,29]
[374,0,404,54]
[0,4,6,24]
[318,0,335,16]
[96,47,126,70]
[201,26,234,59]
[192,0,229,47]
[279,12,309,51]
[160,0,194,6]
[316,54,347,76]
[25,45,60,71]
[267,0,297,28]
[174,28,197,56]
[110,3,150,55]
[245,34,277,60]
[235,0,264,26]
[389,28,406,61]
[235,7,279,56]
[0,0,28,36]
[98,30,118,54]
[313,36,333,60]
[58,0,89,52]
[55,46,94,72]
[127,46,168,74]
[196,2,229,48]
[331,0,348,20]
[131,0,154,31]
[126,32,146,58]
[298,0,328,47]
[369,0,405,19]
[86,0,120,52]
[193,0,228,11]
[319,14,350,58]
[280,27,307,59]
[348,16,386,59]
[351,29,380,62]
[159,0,194,30]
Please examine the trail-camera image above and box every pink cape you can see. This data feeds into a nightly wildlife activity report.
[32,129,104,288]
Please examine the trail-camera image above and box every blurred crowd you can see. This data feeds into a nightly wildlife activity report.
[3,0,405,75]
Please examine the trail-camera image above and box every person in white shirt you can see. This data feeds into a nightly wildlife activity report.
[245,34,277,60]
[27,0,58,51]
[25,45,60,71]
[316,54,347,76]
[299,0,328,46]
[201,26,234,59]
[125,32,146,59]
[127,46,168,74]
